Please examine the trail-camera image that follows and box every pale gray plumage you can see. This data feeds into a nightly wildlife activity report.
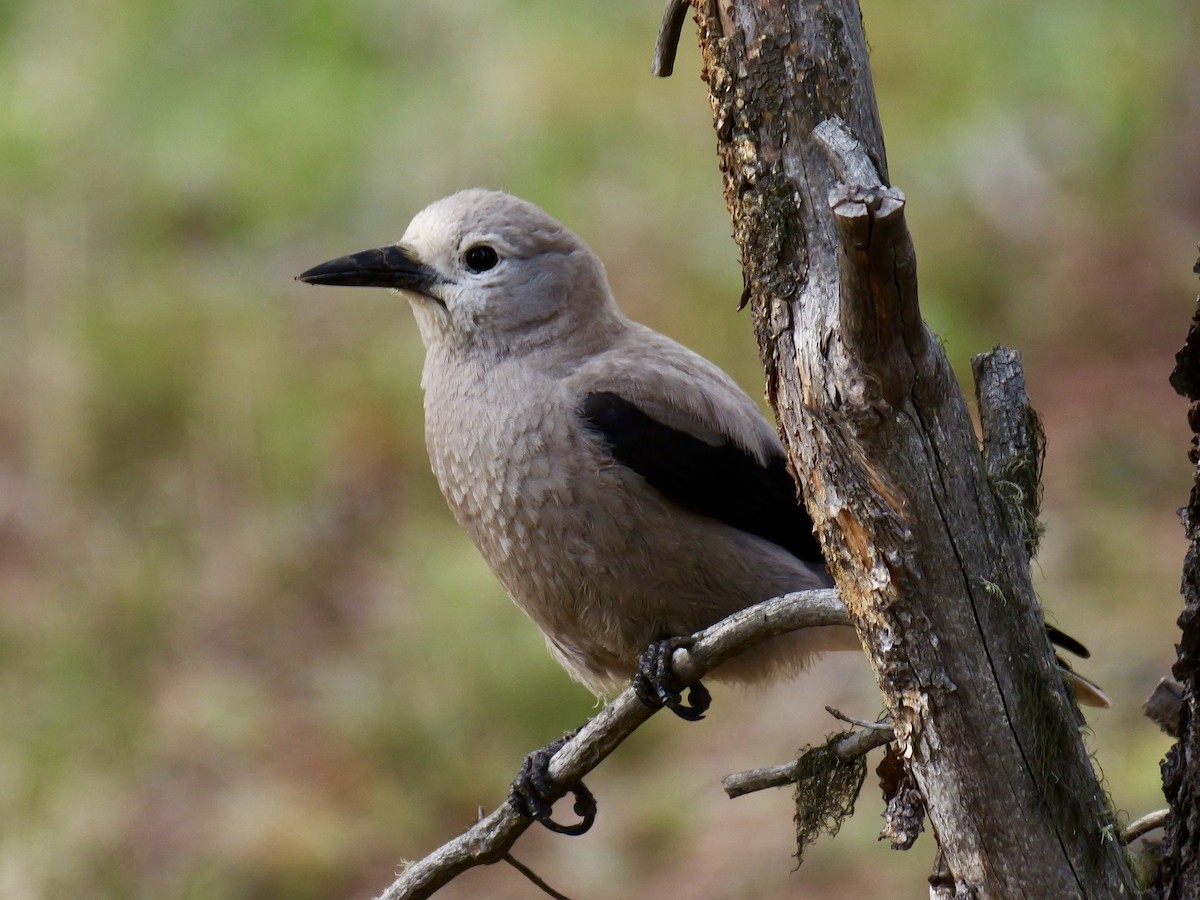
[298,189,1114,717]
[300,189,857,693]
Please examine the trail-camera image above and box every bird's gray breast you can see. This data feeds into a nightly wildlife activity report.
[417,347,832,689]
[422,354,594,597]
[420,351,662,684]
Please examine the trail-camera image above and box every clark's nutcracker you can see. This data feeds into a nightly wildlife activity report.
[300,188,1104,830]
[298,190,1104,825]
[299,189,856,700]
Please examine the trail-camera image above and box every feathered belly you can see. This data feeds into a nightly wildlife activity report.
[432,427,830,681]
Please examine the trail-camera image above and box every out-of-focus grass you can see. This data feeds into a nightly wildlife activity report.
[1,0,1196,897]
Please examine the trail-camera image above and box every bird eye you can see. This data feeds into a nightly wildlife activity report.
[463,244,499,273]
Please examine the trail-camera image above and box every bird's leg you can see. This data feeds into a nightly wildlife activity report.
[508,732,597,836]
[633,636,712,721]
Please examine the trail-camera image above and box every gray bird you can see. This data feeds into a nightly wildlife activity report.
[300,189,856,700]
[297,189,1105,826]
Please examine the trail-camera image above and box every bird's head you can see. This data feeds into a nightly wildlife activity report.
[297,189,621,355]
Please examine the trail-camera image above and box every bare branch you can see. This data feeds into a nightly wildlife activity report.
[375,589,847,900]
[815,117,922,370]
[651,0,692,77]
[1122,809,1169,846]
[824,705,891,732]
[833,722,895,761]
[502,853,575,900]
[721,759,804,799]
[722,721,893,799]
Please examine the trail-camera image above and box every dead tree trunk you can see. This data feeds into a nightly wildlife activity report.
[1154,255,1200,898]
[690,0,1136,894]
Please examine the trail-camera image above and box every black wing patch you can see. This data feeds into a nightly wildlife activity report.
[578,391,824,564]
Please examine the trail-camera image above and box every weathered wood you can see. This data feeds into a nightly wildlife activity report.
[691,0,1136,894]
[1153,257,1200,898]
[972,347,1046,557]
[1144,676,1184,736]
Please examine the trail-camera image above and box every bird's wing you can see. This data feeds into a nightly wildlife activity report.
[578,390,824,563]
[571,326,823,564]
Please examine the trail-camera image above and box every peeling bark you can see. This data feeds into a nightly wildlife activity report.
[1152,255,1200,898]
[692,0,1136,894]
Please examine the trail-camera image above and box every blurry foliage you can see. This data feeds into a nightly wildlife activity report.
[1,0,1196,897]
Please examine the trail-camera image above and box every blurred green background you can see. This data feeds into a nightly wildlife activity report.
[2,0,1197,897]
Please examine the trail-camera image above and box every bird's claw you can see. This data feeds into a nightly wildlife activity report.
[508,734,597,836]
[633,636,712,721]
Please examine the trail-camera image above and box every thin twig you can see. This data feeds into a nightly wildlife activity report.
[376,589,848,900]
[502,853,574,900]
[651,0,691,77]
[1121,809,1170,845]
[721,721,894,799]
[825,705,891,732]
[833,723,894,761]
[722,759,803,798]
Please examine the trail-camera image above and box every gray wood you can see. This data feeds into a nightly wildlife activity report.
[972,347,1045,557]
[692,0,1136,894]
[1154,259,1200,897]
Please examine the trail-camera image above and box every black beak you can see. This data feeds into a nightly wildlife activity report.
[296,244,440,295]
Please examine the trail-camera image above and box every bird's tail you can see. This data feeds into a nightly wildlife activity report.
[1047,625,1110,709]
[1059,668,1111,709]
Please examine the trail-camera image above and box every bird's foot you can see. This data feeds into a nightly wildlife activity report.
[508,733,597,836]
[633,636,712,721]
